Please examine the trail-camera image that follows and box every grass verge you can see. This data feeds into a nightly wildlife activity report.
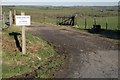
[2,25,65,78]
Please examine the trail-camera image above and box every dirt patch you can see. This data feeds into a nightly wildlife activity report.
[28,26,119,78]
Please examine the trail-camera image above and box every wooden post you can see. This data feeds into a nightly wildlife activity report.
[85,18,87,29]
[0,5,2,80]
[43,14,46,24]
[106,18,108,30]
[21,12,26,54]
[106,22,108,30]
[2,12,5,29]
[75,14,77,26]
[94,18,96,26]
[9,10,13,26]
[13,10,16,24]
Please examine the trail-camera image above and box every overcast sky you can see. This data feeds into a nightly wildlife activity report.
[2,0,120,2]
[2,0,119,6]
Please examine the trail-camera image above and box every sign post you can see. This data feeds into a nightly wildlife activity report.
[15,12,31,54]
[21,12,26,54]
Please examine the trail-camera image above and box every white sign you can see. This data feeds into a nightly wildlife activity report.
[15,15,31,26]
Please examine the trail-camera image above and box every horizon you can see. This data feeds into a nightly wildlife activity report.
[2,2,119,6]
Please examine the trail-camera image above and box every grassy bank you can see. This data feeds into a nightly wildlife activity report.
[0,20,2,79]
[2,26,65,78]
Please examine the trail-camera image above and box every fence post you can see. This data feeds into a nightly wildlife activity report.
[13,10,16,24]
[43,14,46,23]
[106,22,108,30]
[94,18,96,26]
[85,18,87,29]
[106,18,108,30]
[0,6,1,46]
[2,12,5,29]
[75,14,77,26]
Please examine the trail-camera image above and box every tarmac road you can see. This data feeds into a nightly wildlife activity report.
[28,25,119,78]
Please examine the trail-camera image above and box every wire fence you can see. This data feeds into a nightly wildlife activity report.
[2,9,119,31]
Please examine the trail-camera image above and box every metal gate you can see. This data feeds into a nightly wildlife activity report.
[57,16,75,26]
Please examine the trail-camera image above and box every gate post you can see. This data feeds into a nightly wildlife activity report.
[9,10,13,26]
[13,10,16,24]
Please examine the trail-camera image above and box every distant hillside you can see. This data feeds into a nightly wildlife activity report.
[90,6,118,11]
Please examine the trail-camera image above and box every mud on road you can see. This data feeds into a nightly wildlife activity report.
[28,25,119,78]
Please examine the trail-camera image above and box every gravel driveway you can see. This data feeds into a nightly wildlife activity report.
[28,25,119,78]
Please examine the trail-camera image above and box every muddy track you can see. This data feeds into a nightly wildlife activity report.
[28,26,119,78]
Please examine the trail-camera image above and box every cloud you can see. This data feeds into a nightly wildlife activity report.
[3,0,119,2]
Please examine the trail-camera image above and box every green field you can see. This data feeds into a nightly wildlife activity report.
[1,6,119,78]
[2,6,119,30]
[77,16,118,30]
